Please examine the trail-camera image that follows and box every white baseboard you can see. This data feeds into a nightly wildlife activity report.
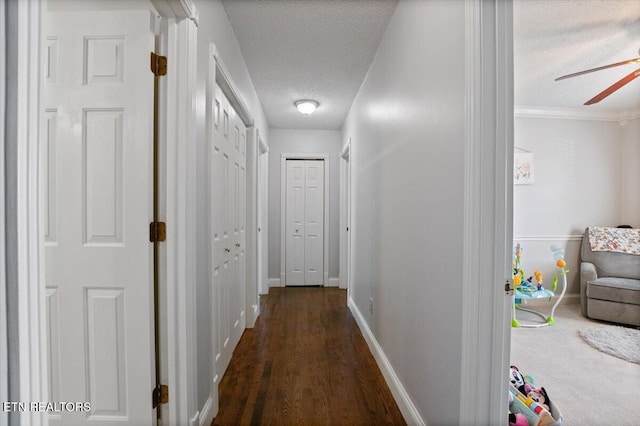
[347,297,425,426]
[246,303,260,328]
[197,394,215,426]
[270,277,342,288]
[189,410,199,426]
[268,278,282,287]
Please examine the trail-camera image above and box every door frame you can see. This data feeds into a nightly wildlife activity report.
[151,1,200,425]
[280,153,330,287]
[339,139,351,292]
[7,0,200,424]
[257,135,269,296]
[6,2,49,424]
[205,42,255,424]
[246,128,269,323]
[459,0,513,424]
[0,0,8,421]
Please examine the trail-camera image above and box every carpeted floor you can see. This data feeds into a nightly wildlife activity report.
[511,303,640,426]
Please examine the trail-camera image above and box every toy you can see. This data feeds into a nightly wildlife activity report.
[508,412,528,426]
[509,366,533,395]
[550,245,570,293]
[533,269,543,290]
[508,367,561,426]
[528,387,551,412]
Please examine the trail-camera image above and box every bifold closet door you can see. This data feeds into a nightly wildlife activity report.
[285,160,324,286]
[210,81,247,382]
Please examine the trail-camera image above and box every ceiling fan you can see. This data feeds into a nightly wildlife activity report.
[555,56,640,105]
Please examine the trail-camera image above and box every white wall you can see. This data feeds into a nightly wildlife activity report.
[192,0,270,413]
[268,128,341,282]
[342,1,466,424]
[620,117,640,226]
[513,116,629,297]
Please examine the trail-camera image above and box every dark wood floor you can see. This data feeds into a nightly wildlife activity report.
[212,287,406,426]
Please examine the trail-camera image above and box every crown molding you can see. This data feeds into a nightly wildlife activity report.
[515,105,640,123]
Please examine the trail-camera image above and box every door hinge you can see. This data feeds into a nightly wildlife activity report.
[505,279,514,295]
[150,52,167,76]
[150,222,166,243]
[152,384,169,408]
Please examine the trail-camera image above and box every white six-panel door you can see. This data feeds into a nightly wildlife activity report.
[285,160,325,286]
[43,10,155,425]
[210,82,247,384]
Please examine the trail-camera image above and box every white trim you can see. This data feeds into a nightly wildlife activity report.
[211,47,254,128]
[515,105,640,123]
[268,278,282,288]
[280,153,330,287]
[340,140,350,159]
[160,12,199,426]
[0,0,8,420]
[18,1,48,424]
[245,127,259,328]
[513,234,583,242]
[348,298,425,426]
[258,135,269,154]
[460,1,513,424]
[339,138,351,292]
[151,0,199,25]
[257,146,269,296]
[328,278,340,287]
[196,395,215,426]
[189,410,200,426]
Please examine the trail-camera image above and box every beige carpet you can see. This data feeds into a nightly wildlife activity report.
[511,303,640,426]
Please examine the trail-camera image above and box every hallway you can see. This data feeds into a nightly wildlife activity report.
[212,288,406,425]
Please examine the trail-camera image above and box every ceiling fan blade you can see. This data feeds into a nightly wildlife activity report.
[555,57,640,81]
[584,67,640,105]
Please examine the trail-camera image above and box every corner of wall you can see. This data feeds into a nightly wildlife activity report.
[347,298,426,426]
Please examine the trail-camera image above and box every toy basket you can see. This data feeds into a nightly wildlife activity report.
[510,385,563,426]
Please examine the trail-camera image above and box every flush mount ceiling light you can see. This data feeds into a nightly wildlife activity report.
[294,99,319,115]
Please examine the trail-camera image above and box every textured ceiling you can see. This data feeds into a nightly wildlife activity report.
[224,0,639,131]
[514,0,640,113]
[222,0,397,130]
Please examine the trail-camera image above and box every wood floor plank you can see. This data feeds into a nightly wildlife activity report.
[212,287,406,426]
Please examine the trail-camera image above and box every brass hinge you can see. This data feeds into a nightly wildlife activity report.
[150,52,167,76]
[152,384,169,408]
[150,222,166,243]
[505,279,513,295]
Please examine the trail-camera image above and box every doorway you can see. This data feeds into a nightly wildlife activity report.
[280,154,330,287]
[257,138,269,295]
[339,140,351,293]
[208,78,248,380]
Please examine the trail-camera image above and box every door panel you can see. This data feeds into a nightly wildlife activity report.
[210,83,247,384]
[285,160,325,286]
[286,161,306,285]
[44,10,154,425]
[305,162,324,284]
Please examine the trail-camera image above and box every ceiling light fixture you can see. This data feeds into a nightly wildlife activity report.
[294,99,319,115]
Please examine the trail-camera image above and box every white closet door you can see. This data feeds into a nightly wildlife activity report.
[43,10,154,426]
[210,83,247,384]
[285,160,324,286]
